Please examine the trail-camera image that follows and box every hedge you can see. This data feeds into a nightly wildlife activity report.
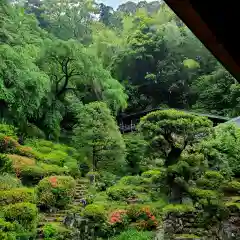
[3,202,38,232]
[0,188,36,205]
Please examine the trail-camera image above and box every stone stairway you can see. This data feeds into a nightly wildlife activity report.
[36,178,88,239]
[73,179,88,205]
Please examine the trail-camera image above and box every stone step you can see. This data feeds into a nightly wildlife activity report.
[43,213,66,218]
[43,216,64,222]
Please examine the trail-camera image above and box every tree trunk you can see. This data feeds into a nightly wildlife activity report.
[165,146,182,167]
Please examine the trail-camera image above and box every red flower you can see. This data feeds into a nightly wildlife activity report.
[49,176,58,187]
[109,210,127,224]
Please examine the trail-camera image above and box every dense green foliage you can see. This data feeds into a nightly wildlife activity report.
[72,102,126,173]
[1,0,240,239]
[37,176,76,209]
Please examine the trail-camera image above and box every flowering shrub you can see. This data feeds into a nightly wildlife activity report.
[108,206,158,232]
[109,210,127,224]
[127,206,158,230]
[37,176,76,209]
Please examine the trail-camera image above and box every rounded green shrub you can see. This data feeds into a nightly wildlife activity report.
[0,188,36,205]
[19,163,69,185]
[37,146,52,154]
[222,180,240,194]
[141,169,161,178]
[83,204,106,221]
[0,173,22,190]
[0,124,17,139]
[107,185,136,201]
[27,139,54,148]
[196,171,224,190]
[3,202,38,232]
[163,204,195,216]
[0,154,15,173]
[119,176,150,186]
[37,176,76,209]
[42,150,68,166]
[0,218,18,240]
[19,165,45,185]
[39,163,68,175]
[189,187,222,207]
[43,223,71,240]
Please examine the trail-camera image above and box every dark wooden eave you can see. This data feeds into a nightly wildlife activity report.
[165,0,240,82]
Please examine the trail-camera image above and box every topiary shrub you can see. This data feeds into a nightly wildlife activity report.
[37,146,52,154]
[107,185,136,201]
[0,124,17,139]
[19,163,69,185]
[83,204,106,221]
[189,187,221,204]
[43,223,71,240]
[15,145,40,159]
[26,139,54,149]
[196,171,224,190]
[225,196,240,213]
[19,165,45,185]
[162,204,195,216]
[0,173,22,190]
[222,181,240,194]
[118,176,150,186]
[0,154,13,173]
[42,150,68,166]
[0,188,36,205]
[0,218,18,240]
[8,154,36,168]
[3,202,38,234]
[189,187,228,222]
[39,163,68,175]
[0,134,19,153]
[37,176,76,209]
[141,169,162,178]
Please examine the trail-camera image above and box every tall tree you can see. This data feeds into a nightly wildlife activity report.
[72,102,126,173]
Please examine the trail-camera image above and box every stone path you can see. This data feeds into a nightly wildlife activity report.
[37,178,88,239]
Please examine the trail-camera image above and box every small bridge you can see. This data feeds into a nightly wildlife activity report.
[117,108,231,133]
